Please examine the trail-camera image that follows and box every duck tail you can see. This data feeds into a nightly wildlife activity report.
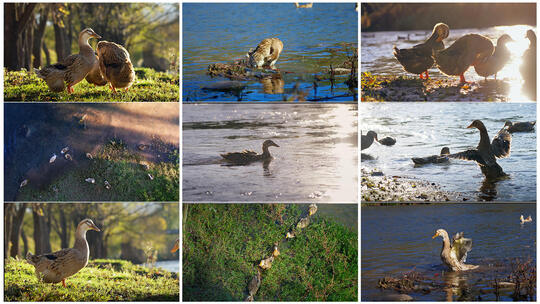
[26,251,37,265]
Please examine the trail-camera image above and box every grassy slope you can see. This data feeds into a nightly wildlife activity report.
[4,68,179,102]
[4,258,179,301]
[17,139,179,202]
[183,204,358,301]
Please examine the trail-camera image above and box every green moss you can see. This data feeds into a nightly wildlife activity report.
[4,258,179,301]
[4,68,179,102]
[182,204,358,301]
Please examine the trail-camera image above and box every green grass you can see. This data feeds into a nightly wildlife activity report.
[17,139,179,202]
[4,68,179,102]
[4,258,179,301]
[183,204,358,301]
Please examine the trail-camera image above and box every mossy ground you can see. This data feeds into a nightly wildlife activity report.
[182,204,358,301]
[17,139,179,202]
[4,68,179,102]
[4,258,179,301]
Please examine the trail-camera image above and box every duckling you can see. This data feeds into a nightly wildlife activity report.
[308,204,318,216]
[246,38,284,70]
[258,255,274,269]
[61,147,69,154]
[96,41,136,93]
[504,121,536,133]
[85,178,95,184]
[393,23,449,79]
[286,230,295,239]
[49,154,57,164]
[432,34,494,83]
[296,216,310,229]
[474,34,513,82]
[221,140,279,164]
[272,244,280,257]
[26,219,100,287]
[412,147,450,165]
[19,179,28,188]
[35,28,101,93]
[64,154,73,161]
[520,30,536,87]
[520,215,533,224]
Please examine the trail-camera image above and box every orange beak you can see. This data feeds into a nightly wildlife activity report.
[431,232,439,239]
[90,224,101,232]
[171,239,179,253]
[467,123,474,129]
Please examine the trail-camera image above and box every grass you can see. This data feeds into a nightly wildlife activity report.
[182,204,358,301]
[4,258,179,301]
[17,138,179,202]
[4,67,179,102]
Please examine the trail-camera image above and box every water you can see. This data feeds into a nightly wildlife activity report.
[183,3,358,101]
[4,103,179,201]
[361,25,536,101]
[155,260,179,273]
[361,102,536,201]
[183,104,358,202]
[362,203,536,301]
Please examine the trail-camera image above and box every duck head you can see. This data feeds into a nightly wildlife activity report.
[497,34,514,46]
[78,218,101,232]
[440,147,450,155]
[467,120,486,130]
[504,121,513,128]
[80,28,101,42]
[366,130,378,142]
[263,140,280,149]
[433,23,450,42]
[432,228,448,240]
[526,29,536,45]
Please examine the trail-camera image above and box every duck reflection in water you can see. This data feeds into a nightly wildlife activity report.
[261,75,284,94]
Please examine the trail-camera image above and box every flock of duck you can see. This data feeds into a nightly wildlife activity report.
[363,119,535,179]
[393,23,536,84]
[34,28,135,94]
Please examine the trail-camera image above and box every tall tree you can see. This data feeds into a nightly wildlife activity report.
[32,204,52,254]
[9,203,28,257]
[32,5,49,68]
[4,3,37,70]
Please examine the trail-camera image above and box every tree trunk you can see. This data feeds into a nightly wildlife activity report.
[53,23,70,62]
[9,203,27,258]
[43,40,51,66]
[32,6,49,69]
[58,208,70,248]
[4,3,37,71]
[21,228,29,257]
[4,204,14,258]
[32,204,51,254]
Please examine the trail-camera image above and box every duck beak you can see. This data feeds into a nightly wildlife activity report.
[274,143,280,147]
[92,32,102,39]
[90,224,101,232]
[466,123,474,129]
[431,232,439,239]
[170,241,179,253]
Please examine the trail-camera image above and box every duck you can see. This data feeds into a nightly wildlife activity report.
[49,154,57,164]
[85,54,108,86]
[520,215,533,224]
[448,120,511,179]
[221,140,279,164]
[432,229,479,271]
[520,30,536,87]
[432,34,494,83]
[393,23,449,79]
[473,34,513,82]
[272,244,280,257]
[171,239,179,253]
[245,268,262,301]
[308,203,318,216]
[412,147,450,165]
[294,3,313,8]
[296,216,310,229]
[246,38,284,70]
[26,219,101,287]
[258,255,274,269]
[35,28,101,93]
[96,41,136,93]
[19,179,28,188]
[378,136,396,146]
[286,230,295,239]
[504,121,536,133]
[61,147,69,154]
[361,131,378,150]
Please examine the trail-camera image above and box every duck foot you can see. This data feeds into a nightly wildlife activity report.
[459,74,470,84]
[62,279,66,287]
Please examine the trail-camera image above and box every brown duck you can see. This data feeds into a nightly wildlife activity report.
[221,140,279,164]
[474,34,513,81]
[361,131,378,150]
[520,30,536,87]
[412,147,450,165]
[448,120,511,179]
[393,23,449,79]
[504,121,536,133]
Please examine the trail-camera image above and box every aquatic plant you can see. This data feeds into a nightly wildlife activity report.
[508,258,536,301]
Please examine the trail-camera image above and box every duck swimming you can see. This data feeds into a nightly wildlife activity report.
[221,140,279,164]
[432,229,479,271]
[361,131,378,150]
[433,34,494,83]
[412,147,450,165]
[474,34,513,82]
[393,23,449,79]
[520,215,533,224]
[504,121,536,133]
[448,120,511,179]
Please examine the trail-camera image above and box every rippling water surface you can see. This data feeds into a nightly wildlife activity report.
[361,102,536,201]
[183,104,358,201]
[362,203,536,301]
[362,25,536,101]
[183,3,358,101]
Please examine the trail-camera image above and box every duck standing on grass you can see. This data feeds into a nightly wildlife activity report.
[26,219,101,287]
[474,34,513,82]
[393,23,449,79]
[96,41,136,93]
[35,28,101,93]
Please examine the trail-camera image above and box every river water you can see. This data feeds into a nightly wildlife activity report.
[361,25,536,101]
[183,104,358,202]
[183,3,358,101]
[362,203,536,301]
[361,102,536,201]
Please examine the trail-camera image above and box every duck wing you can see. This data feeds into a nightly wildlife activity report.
[393,41,443,74]
[220,150,257,162]
[491,127,511,159]
[451,232,473,263]
[448,149,485,165]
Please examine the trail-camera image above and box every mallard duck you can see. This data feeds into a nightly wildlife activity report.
[361,131,378,150]
[412,147,450,165]
[448,120,511,179]
[258,255,274,269]
[286,230,295,239]
[65,153,73,161]
[246,38,284,69]
[473,34,513,81]
[49,154,57,164]
[35,28,101,93]
[86,153,93,159]
[221,140,279,164]
[61,147,69,154]
[85,54,108,86]
[245,268,261,301]
[294,2,313,8]
[379,136,396,146]
[433,34,494,83]
[432,229,479,271]
[520,215,533,224]
[96,41,136,93]
[26,219,101,287]
[393,23,449,79]
[520,30,536,86]
[504,121,536,133]
[296,216,310,229]
[308,203,318,216]
[171,239,179,253]
[104,180,111,190]
[19,179,28,188]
